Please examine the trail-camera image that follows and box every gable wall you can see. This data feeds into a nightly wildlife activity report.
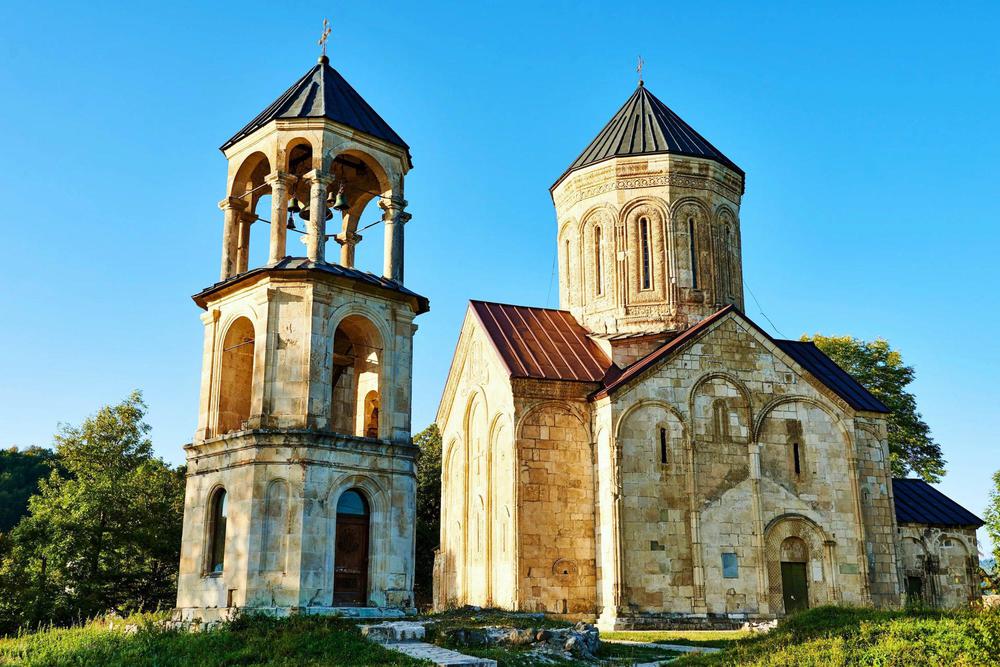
[605,314,899,622]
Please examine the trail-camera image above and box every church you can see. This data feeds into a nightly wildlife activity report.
[432,80,983,627]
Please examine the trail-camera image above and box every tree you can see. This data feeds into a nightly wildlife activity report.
[803,334,944,481]
[983,469,1000,574]
[0,392,186,633]
[413,423,442,606]
[0,446,61,534]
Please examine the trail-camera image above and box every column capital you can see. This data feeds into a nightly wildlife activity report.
[218,196,249,211]
[304,169,336,186]
[378,197,408,212]
[335,231,363,247]
[265,171,297,188]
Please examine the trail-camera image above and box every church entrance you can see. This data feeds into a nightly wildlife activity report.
[333,490,370,606]
[780,562,809,614]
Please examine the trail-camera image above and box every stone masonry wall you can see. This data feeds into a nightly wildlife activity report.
[897,524,980,609]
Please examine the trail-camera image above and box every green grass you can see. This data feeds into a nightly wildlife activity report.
[0,613,429,666]
[671,605,1000,666]
[603,629,748,649]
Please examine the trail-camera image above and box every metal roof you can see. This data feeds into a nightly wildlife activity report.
[892,478,983,527]
[193,257,429,313]
[221,56,410,161]
[553,83,744,190]
[773,340,889,413]
[470,301,612,382]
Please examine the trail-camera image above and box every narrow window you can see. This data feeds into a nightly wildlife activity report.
[594,226,604,296]
[659,427,668,465]
[564,239,571,291]
[207,488,228,574]
[722,226,732,298]
[793,442,801,476]
[722,552,739,578]
[640,217,651,290]
[688,217,699,289]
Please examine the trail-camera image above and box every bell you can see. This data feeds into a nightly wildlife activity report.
[332,184,350,212]
[287,197,302,213]
[286,212,296,230]
[299,205,332,221]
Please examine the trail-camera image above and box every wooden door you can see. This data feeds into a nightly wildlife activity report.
[780,562,808,614]
[333,491,370,607]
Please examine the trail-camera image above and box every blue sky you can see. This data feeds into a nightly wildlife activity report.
[1,2,997,554]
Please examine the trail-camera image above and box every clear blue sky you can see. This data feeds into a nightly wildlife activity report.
[1,2,997,555]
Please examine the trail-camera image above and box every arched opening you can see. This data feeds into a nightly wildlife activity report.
[779,536,809,614]
[333,489,370,606]
[261,480,289,573]
[218,317,255,435]
[639,216,652,290]
[593,225,604,296]
[329,315,382,437]
[206,487,228,574]
[229,152,272,274]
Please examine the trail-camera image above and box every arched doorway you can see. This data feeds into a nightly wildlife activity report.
[779,536,809,614]
[333,490,370,606]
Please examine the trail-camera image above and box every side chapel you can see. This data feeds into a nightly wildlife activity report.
[433,81,983,628]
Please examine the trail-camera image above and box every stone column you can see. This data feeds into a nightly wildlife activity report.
[335,231,362,268]
[236,213,256,274]
[266,172,296,264]
[304,170,334,263]
[379,198,409,282]
[219,197,248,280]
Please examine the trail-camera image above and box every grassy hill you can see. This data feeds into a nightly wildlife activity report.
[672,605,1000,666]
[1,606,997,666]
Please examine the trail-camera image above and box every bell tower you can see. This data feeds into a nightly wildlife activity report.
[175,53,429,622]
[551,82,745,364]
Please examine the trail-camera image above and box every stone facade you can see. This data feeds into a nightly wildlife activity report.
[896,524,980,609]
[175,58,426,622]
[431,83,934,628]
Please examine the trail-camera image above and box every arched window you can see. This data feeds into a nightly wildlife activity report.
[206,488,228,574]
[593,226,604,296]
[712,399,730,440]
[721,226,732,298]
[688,217,699,289]
[261,480,289,573]
[329,315,382,437]
[218,317,255,435]
[640,217,652,290]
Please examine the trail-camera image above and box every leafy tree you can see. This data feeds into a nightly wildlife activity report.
[0,392,185,634]
[413,423,442,606]
[0,446,61,534]
[803,334,944,481]
[984,469,1000,575]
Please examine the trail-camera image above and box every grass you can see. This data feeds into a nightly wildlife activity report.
[0,613,429,666]
[670,605,1000,666]
[603,629,748,649]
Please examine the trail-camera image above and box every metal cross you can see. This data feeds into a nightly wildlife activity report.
[637,55,645,85]
[318,18,332,56]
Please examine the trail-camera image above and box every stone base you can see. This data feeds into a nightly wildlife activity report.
[172,605,414,624]
[598,610,754,632]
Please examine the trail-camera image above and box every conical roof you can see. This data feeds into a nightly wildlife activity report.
[221,56,410,163]
[553,83,742,189]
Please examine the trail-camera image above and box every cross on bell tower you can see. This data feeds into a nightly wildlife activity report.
[175,49,428,622]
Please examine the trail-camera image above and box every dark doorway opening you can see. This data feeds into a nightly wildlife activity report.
[333,490,369,606]
[780,562,809,614]
[906,575,923,604]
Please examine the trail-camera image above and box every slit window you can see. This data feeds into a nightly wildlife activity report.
[793,442,802,476]
[594,226,604,296]
[688,217,699,289]
[640,217,651,290]
[564,239,571,291]
[659,427,668,465]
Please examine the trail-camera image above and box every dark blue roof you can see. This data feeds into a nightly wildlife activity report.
[193,257,428,314]
[774,340,889,413]
[221,56,409,162]
[893,478,983,527]
[554,83,743,190]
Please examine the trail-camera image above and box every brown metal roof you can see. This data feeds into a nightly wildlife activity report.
[470,301,612,382]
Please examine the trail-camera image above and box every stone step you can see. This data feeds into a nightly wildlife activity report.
[385,642,496,667]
